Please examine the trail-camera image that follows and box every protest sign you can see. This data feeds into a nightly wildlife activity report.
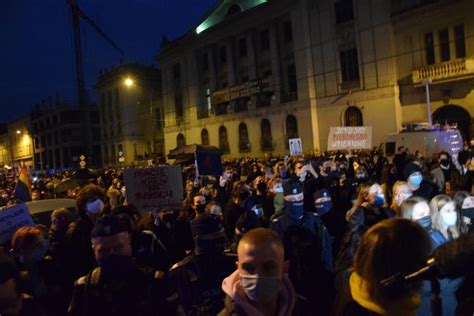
[123,166,183,211]
[289,138,303,156]
[0,203,35,244]
[327,127,373,151]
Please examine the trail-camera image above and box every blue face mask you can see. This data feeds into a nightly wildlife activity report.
[409,174,423,187]
[315,202,331,215]
[373,194,385,207]
[287,201,304,219]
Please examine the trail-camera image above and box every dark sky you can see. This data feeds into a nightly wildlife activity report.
[0,0,217,122]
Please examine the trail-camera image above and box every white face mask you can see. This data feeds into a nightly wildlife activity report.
[86,199,104,215]
[240,274,279,303]
[441,211,458,227]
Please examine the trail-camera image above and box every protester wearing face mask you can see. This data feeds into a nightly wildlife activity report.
[69,215,171,316]
[453,191,474,233]
[402,196,464,316]
[64,184,107,283]
[148,207,186,264]
[169,214,235,314]
[347,183,391,228]
[390,181,412,216]
[403,162,437,201]
[270,181,333,312]
[223,182,251,241]
[430,152,452,194]
[221,228,311,315]
[269,179,285,220]
[253,176,274,223]
[48,208,71,270]
[11,226,61,314]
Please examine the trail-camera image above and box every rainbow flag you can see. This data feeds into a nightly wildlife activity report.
[14,166,32,202]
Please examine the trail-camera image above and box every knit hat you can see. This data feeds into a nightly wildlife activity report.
[313,189,333,215]
[91,214,128,238]
[284,181,303,196]
[402,162,422,180]
[0,255,19,284]
[191,214,226,254]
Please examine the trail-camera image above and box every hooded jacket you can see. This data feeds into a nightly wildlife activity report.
[219,270,296,316]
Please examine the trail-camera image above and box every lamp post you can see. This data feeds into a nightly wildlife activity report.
[123,77,156,160]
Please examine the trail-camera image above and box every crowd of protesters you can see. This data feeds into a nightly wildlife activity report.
[0,144,474,316]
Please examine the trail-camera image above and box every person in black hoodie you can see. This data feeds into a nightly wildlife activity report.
[403,162,438,201]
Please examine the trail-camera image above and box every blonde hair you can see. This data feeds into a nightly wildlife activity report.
[430,194,460,240]
[391,181,412,212]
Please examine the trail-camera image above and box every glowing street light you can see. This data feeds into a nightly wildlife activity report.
[124,77,135,87]
[16,130,21,134]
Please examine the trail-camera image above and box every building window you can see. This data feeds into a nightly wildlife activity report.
[261,119,273,150]
[177,133,186,147]
[283,20,293,42]
[286,115,299,139]
[238,38,248,57]
[239,123,250,152]
[455,24,466,58]
[439,28,450,62]
[202,53,209,71]
[173,63,181,81]
[201,129,209,145]
[260,29,270,51]
[285,63,298,101]
[335,0,354,24]
[219,126,229,152]
[103,146,109,164]
[155,108,162,129]
[235,97,249,112]
[220,46,227,64]
[344,106,363,126]
[339,48,360,87]
[175,93,184,120]
[425,32,435,65]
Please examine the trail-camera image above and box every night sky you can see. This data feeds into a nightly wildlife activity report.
[1,0,217,122]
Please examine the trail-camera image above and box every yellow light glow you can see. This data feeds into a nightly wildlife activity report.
[124,78,135,87]
[16,130,21,134]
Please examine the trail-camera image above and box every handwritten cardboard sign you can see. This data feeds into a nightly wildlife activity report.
[0,203,35,244]
[124,166,183,211]
[327,127,373,151]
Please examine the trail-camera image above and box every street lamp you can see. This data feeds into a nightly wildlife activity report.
[124,77,135,87]
[16,130,21,134]
[123,76,157,160]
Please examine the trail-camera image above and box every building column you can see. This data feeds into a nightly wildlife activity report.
[269,22,282,104]
[247,31,258,110]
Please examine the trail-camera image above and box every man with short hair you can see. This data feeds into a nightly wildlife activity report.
[220,228,309,315]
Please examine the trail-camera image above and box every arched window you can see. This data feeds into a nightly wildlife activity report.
[219,126,229,152]
[344,106,363,126]
[286,115,298,139]
[201,129,209,146]
[177,133,186,147]
[239,123,250,152]
[261,119,273,151]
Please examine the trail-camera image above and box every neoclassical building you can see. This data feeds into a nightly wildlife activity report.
[157,0,473,157]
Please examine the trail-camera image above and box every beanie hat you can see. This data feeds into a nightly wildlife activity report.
[402,162,422,180]
[313,189,333,215]
[283,181,303,196]
[191,214,226,255]
[91,214,128,238]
